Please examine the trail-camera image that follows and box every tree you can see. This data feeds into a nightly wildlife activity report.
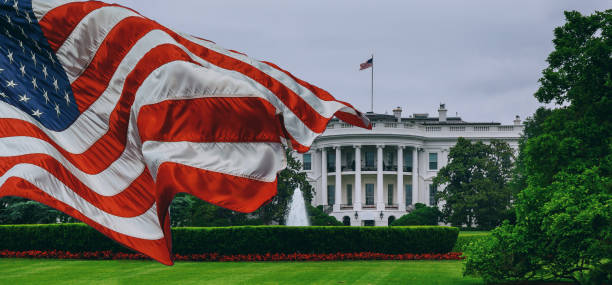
[390,203,440,226]
[0,197,75,224]
[186,198,261,227]
[307,205,342,226]
[169,194,196,227]
[255,148,314,225]
[465,10,612,284]
[433,138,515,229]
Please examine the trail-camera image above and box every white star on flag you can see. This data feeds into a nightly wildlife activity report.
[42,90,49,103]
[18,93,30,103]
[31,109,43,118]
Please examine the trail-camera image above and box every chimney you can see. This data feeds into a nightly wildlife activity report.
[438,103,447,122]
[514,115,522,126]
[393,106,402,122]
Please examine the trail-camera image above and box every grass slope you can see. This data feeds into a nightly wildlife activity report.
[0,259,482,284]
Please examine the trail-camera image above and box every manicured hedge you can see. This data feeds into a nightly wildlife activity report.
[452,232,490,252]
[0,224,459,255]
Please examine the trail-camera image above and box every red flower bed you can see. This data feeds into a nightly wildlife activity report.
[0,250,463,262]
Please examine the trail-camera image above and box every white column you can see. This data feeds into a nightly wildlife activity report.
[334,146,342,212]
[412,147,419,205]
[397,146,405,211]
[354,145,362,211]
[321,148,327,206]
[376,145,384,210]
[441,148,449,168]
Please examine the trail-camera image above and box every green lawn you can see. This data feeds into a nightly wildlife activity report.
[0,259,482,284]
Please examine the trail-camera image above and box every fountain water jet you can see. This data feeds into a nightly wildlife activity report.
[285,188,310,226]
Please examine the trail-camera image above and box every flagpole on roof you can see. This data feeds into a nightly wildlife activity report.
[371,54,374,113]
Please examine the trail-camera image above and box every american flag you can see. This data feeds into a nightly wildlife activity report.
[0,0,370,265]
[359,57,373,70]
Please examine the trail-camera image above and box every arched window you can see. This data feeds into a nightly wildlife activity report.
[342,216,351,226]
[388,216,396,225]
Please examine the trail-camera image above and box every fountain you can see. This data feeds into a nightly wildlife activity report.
[285,188,310,226]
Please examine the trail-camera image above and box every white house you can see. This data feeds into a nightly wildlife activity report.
[299,104,523,226]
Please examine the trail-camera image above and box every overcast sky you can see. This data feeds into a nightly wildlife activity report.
[114,0,608,124]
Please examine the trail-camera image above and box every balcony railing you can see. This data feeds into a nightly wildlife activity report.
[340,204,353,210]
[362,165,376,171]
[341,161,356,171]
[362,204,376,209]
[325,122,521,134]
[385,204,398,210]
[383,164,397,171]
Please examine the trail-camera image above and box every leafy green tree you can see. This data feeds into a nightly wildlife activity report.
[186,198,262,227]
[307,205,342,226]
[465,10,612,284]
[255,148,314,225]
[0,197,74,224]
[433,138,515,229]
[169,194,196,227]
[390,203,440,226]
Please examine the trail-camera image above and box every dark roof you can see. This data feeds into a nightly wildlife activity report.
[364,112,396,121]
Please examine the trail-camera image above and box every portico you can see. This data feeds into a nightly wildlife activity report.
[318,143,420,226]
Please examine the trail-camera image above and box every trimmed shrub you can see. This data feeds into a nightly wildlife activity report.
[452,232,490,252]
[0,224,125,253]
[390,203,440,226]
[0,224,459,255]
[307,205,342,226]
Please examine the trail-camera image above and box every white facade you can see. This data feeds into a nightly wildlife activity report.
[299,105,523,226]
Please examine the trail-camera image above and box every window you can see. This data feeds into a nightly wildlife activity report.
[384,150,394,169]
[405,184,413,205]
[429,152,438,170]
[387,184,394,205]
[363,220,375,226]
[403,151,412,172]
[346,184,353,205]
[302,153,311,170]
[365,184,374,205]
[342,216,351,226]
[327,185,335,205]
[345,151,355,171]
[327,151,335,172]
[429,184,437,206]
[388,216,396,225]
[365,151,375,170]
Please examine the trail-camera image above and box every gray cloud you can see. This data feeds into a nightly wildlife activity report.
[114,0,608,124]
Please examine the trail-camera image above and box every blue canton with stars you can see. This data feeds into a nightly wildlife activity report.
[0,0,77,131]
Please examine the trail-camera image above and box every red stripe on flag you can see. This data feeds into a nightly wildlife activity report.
[0,118,116,174]
[0,45,197,173]
[0,177,173,265]
[41,2,350,135]
[154,162,278,216]
[0,154,155,217]
[70,16,157,112]
[137,97,282,143]
[171,36,331,134]
[263,61,371,130]
[38,1,110,51]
